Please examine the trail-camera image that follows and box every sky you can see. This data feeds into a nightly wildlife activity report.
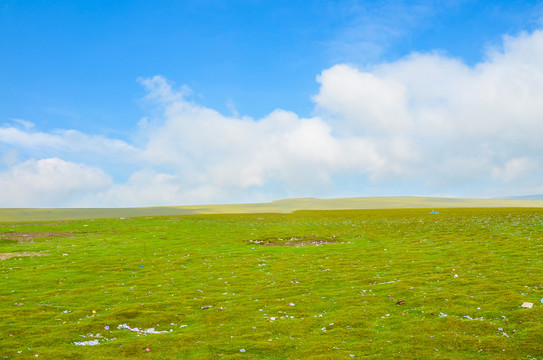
[1,0,543,207]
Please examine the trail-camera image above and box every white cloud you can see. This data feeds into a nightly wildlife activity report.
[313,29,543,194]
[94,169,225,207]
[0,125,138,160]
[493,158,539,183]
[0,158,112,207]
[2,29,543,206]
[326,1,443,64]
[10,119,35,130]
[138,81,386,202]
[314,64,411,135]
[1,148,19,167]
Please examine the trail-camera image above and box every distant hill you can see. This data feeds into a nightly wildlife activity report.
[1,196,543,222]
[500,194,543,200]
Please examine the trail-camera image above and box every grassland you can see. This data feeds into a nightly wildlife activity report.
[1,207,543,359]
[2,196,543,222]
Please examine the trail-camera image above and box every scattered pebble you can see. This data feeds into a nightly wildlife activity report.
[521,302,534,309]
[74,340,100,346]
[117,324,169,334]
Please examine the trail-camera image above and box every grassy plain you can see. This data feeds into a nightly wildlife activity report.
[1,207,543,359]
[2,196,543,222]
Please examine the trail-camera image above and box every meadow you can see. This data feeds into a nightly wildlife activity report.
[1,207,542,359]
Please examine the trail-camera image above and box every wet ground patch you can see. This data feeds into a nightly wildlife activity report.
[246,235,340,247]
[0,252,47,260]
[0,232,73,244]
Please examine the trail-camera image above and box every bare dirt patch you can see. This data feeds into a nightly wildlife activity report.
[0,232,73,243]
[247,235,339,247]
[0,252,47,260]
[0,222,66,227]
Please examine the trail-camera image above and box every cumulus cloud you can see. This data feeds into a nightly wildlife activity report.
[0,158,112,207]
[314,30,543,192]
[2,29,543,206]
[136,76,385,202]
[93,169,227,207]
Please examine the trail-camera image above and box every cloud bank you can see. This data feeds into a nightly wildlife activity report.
[2,30,543,207]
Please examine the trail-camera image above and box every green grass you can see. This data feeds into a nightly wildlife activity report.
[1,208,543,359]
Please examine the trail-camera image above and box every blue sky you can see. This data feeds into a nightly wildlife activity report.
[1,0,543,207]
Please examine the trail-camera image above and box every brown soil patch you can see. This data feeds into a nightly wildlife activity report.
[0,222,66,227]
[0,232,73,243]
[247,235,339,247]
[0,252,47,260]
